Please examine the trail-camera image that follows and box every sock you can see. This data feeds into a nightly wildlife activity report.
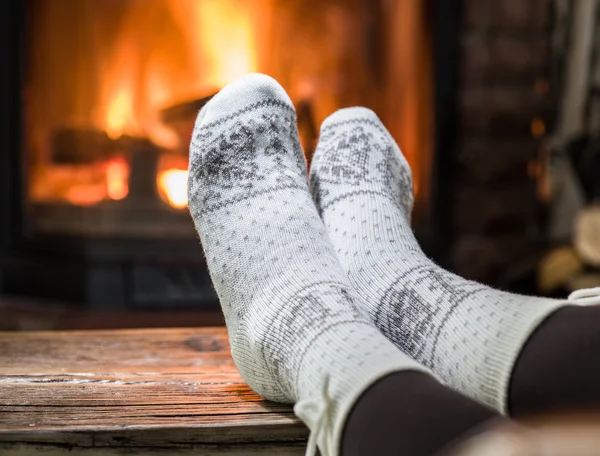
[309,107,569,413]
[187,75,428,455]
[510,304,600,416]
[341,371,505,456]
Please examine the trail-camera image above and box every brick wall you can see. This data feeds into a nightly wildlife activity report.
[451,0,555,284]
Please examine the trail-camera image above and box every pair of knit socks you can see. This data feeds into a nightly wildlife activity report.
[188,74,599,455]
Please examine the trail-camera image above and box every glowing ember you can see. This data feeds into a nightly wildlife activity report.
[106,157,129,200]
[158,169,188,209]
[64,185,106,207]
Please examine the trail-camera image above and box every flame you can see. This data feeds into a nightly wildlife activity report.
[191,0,259,88]
[65,186,106,207]
[158,169,188,209]
[29,0,432,212]
[106,157,129,200]
[105,85,136,140]
[95,0,261,146]
[100,34,140,141]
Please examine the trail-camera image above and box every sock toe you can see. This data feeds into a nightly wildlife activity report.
[196,73,294,127]
[320,107,382,130]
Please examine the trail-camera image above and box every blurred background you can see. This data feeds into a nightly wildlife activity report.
[0,0,599,330]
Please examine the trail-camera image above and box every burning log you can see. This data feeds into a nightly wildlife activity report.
[159,94,216,125]
[51,128,114,164]
[160,94,217,153]
[126,140,161,203]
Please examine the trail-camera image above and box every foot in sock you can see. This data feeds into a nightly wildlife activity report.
[309,107,571,413]
[187,74,429,455]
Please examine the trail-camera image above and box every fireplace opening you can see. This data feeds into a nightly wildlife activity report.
[25,0,434,238]
[2,0,458,326]
[4,0,588,331]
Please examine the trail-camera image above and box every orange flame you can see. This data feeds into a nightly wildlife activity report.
[105,85,137,141]
[158,169,188,209]
[106,157,129,200]
[97,0,261,147]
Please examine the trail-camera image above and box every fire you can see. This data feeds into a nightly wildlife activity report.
[27,0,432,214]
[106,157,129,201]
[158,169,188,209]
[105,84,136,141]
[89,0,260,209]
[190,0,259,88]
[97,0,261,146]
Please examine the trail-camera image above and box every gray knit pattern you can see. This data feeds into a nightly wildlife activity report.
[188,76,426,454]
[310,107,568,412]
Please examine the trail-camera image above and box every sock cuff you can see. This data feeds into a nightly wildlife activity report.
[295,321,432,454]
[479,299,569,413]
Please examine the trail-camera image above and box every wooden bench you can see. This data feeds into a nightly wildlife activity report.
[0,328,308,455]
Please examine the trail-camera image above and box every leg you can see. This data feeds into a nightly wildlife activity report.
[510,305,600,416]
[309,107,570,414]
[342,371,504,455]
[188,74,428,455]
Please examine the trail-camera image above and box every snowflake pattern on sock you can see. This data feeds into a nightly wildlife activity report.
[311,123,413,215]
[189,104,306,214]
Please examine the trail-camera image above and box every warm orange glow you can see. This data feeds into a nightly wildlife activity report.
[106,157,130,200]
[64,185,106,207]
[531,118,547,137]
[28,0,432,215]
[158,169,188,209]
[95,0,260,147]
[191,0,259,88]
[105,85,136,140]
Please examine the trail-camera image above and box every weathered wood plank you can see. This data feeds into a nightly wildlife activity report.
[1,442,306,456]
[0,328,307,454]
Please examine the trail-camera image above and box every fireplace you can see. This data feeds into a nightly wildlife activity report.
[1,0,458,312]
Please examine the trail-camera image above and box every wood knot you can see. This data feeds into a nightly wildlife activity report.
[185,336,223,352]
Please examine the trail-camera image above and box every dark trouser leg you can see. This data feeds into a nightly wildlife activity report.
[341,371,504,456]
[510,305,600,417]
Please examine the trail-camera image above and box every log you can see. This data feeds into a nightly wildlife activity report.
[160,94,217,126]
[537,246,584,294]
[574,205,600,266]
[452,417,600,456]
[51,128,113,164]
[159,94,217,153]
[569,272,600,292]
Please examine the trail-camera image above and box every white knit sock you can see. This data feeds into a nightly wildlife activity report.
[309,107,569,413]
[188,76,428,455]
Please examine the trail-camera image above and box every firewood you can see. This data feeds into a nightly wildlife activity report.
[569,272,600,292]
[574,205,600,266]
[450,415,600,456]
[159,94,217,153]
[537,246,584,294]
[159,94,217,125]
[51,127,113,164]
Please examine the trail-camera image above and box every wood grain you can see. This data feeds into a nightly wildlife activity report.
[0,328,307,455]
